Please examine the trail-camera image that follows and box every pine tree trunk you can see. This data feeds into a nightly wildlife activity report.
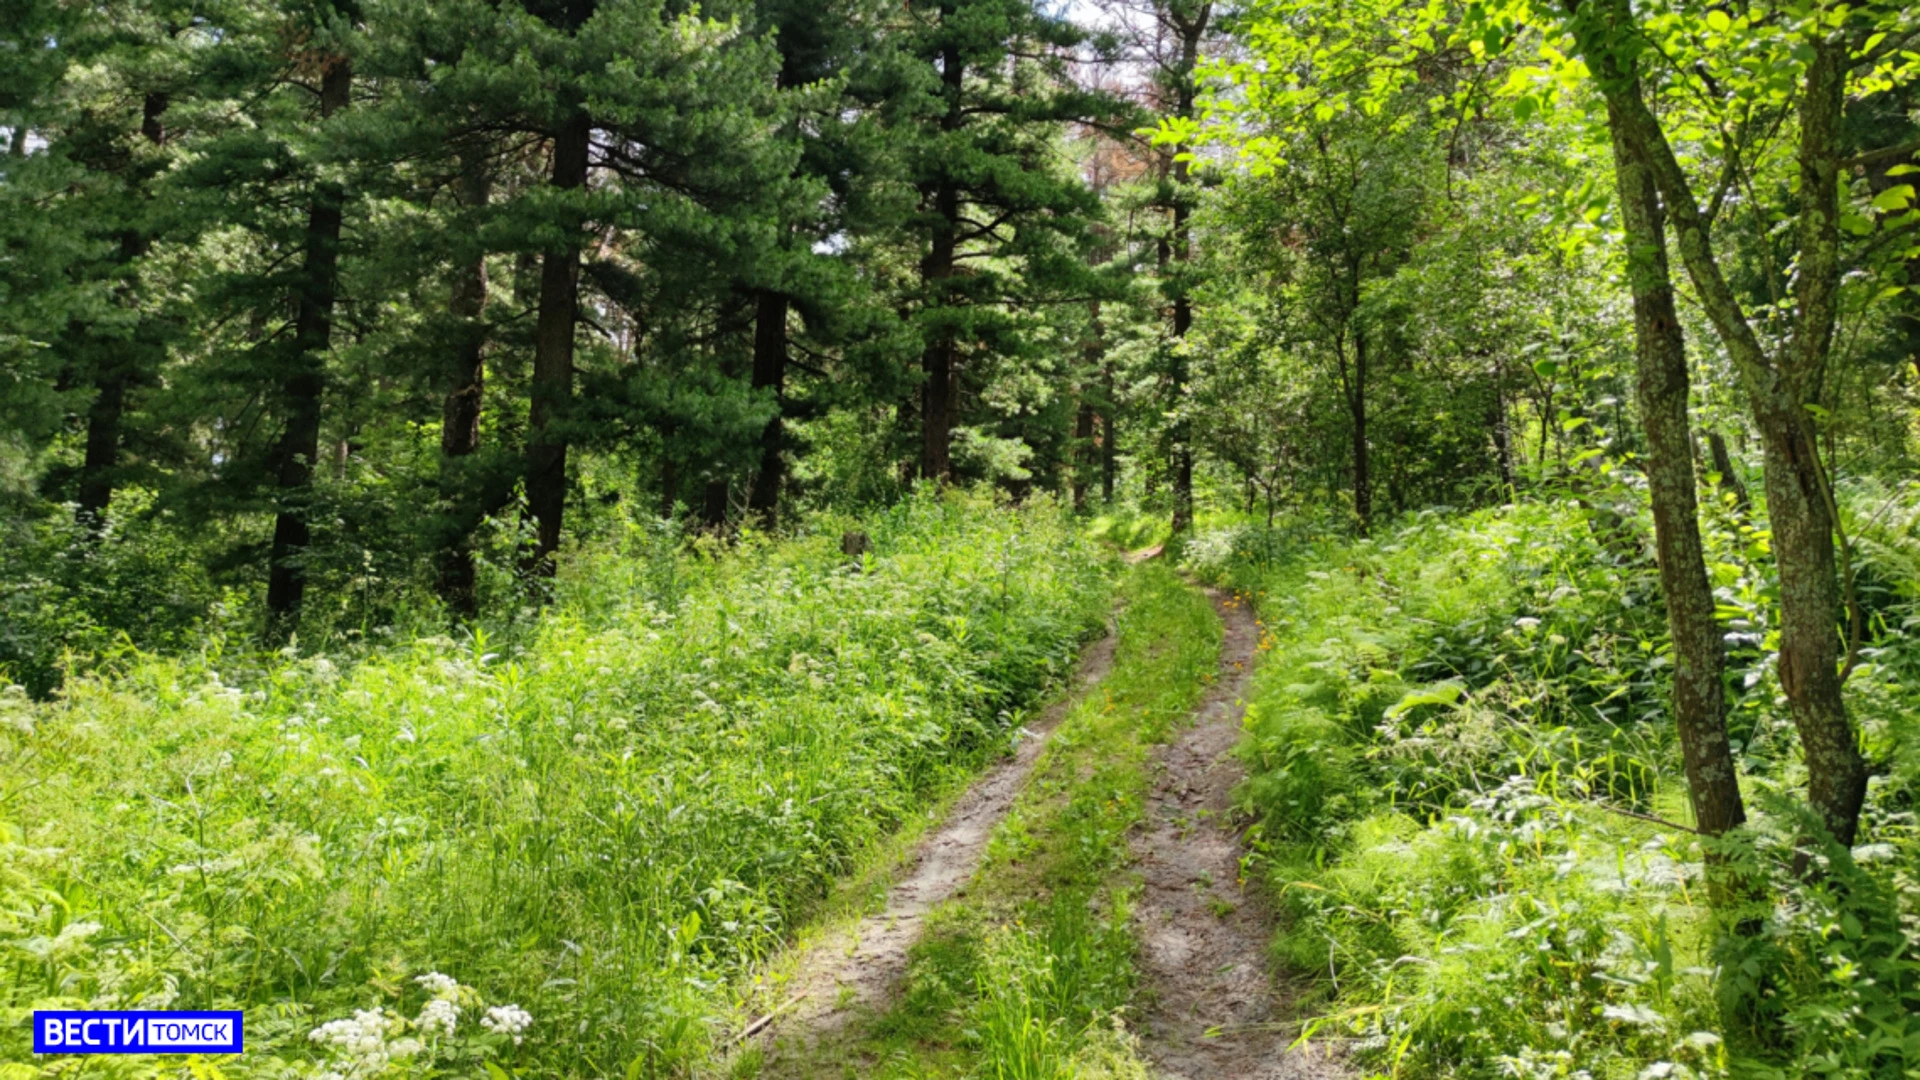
[920,327,954,482]
[746,287,787,523]
[918,199,956,482]
[702,478,728,529]
[1606,106,1747,849]
[660,455,679,518]
[75,91,168,528]
[1075,299,1103,511]
[1101,357,1117,503]
[1163,5,1206,534]
[524,109,592,578]
[1351,329,1371,536]
[436,165,491,619]
[1073,398,1094,512]
[266,60,351,641]
[918,33,964,483]
[76,344,128,525]
[1167,206,1194,534]
[1168,250,1193,534]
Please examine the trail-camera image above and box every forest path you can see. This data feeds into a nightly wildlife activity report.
[742,622,1120,1073]
[1131,588,1349,1080]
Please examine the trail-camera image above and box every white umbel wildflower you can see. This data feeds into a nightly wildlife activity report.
[414,971,460,999]
[480,1004,533,1045]
[309,1008,397,1078]
[417,997,459,1037]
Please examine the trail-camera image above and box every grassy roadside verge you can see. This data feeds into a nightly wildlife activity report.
[1188,495,1920,1079]
[790,562,1219,1080]
[0,495,1109,1080]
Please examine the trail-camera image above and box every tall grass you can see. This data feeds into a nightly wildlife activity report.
[0,492,1108,1078]
[1188,488,1920,1079]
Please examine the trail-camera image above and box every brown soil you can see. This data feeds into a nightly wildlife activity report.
[1131,589,1349,1080]
[746,625,1120,1073]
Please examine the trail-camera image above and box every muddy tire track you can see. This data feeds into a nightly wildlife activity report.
[1131,589,1348,1080]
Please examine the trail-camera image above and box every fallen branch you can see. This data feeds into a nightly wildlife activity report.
[1587,800,1702,836]
[730,991,810,1046]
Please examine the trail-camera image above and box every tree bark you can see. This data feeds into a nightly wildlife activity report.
[660,455,679,519]
[1166,195,1193,531]
[1350,328,1371,536]
[266,60,351,641]
[1101,354,1117,503]
[76,361,127,524]
[75,91,169,527]
[702,478,728,529]
[1705,431,1751,513]
[1582,1,1866,846]
[916,25,965,483]
[1607,103,1747,847]
[1168,269,1193,533]
[1072,299,1105,510]
[1490,361,1516,493]
[1163,6,1206,535]
[524,109,592,578]
[746,287,787,524]
[435,163,492,619]
[1073,397,1095,511]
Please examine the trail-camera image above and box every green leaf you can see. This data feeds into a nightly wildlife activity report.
[1533,358,1561,378]
[1887,163,1920,176]
[1563,416,1590,432]
[1513,95,1537,123]
[1870,185,1914,213]
[1384,681,1466,719]
[1839,212,1874,236]
[1706,9,1731,32]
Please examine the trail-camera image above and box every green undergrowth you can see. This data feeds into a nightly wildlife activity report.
[0,493,1109,1080]
[797,563,1218,1080]
[1187,485,1920,1080]
[1083,509,1170,556]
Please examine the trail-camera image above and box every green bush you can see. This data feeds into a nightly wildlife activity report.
[0,493,229,697]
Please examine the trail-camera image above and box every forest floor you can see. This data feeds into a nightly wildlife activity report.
[730,568,1346,1079]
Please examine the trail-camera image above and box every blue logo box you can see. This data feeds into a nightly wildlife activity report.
[33,1010,244,1054]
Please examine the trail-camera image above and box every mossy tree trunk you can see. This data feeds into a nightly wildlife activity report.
[1606,99,1748,850]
